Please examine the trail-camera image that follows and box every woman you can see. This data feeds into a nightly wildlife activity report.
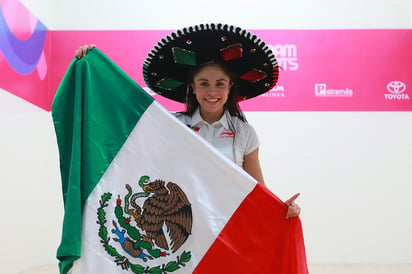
[75,23,301,218]
[176,60,265,184]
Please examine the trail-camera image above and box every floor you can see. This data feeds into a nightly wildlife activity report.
[308,264,412,274]
[18,264,412,274]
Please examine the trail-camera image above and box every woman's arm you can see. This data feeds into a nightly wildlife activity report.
[243,148,266,185]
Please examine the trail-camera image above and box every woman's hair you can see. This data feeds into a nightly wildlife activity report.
[183,61,246,122]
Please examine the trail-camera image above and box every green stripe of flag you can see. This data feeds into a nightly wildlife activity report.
[51,49,154,274]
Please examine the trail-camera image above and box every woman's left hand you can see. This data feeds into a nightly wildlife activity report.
[285,193,301,219]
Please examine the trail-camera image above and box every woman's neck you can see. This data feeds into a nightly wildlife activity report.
[199,108,225,124]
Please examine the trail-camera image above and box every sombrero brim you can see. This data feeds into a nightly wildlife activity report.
[143,23,279,103]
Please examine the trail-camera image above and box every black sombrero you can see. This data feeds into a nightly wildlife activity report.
[143,23,279,103]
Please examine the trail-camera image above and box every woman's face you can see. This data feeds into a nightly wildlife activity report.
[191,64,233,118]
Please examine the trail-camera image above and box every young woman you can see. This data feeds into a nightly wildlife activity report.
[75,23,301,218]
[176,61,265,183]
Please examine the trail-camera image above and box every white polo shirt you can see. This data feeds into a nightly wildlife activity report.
[174,108,260,167]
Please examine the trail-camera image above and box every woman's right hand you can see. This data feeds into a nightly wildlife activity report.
[75,44,96,59]
[285,193,301,219]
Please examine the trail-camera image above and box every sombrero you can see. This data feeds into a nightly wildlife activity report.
[143,23,279,103]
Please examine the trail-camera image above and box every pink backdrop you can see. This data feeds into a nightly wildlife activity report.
[1,2,411,111]
[50,29,412,111]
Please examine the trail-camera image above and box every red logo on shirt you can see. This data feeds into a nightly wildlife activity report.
[193,127,200,132]
[220,132,234,138]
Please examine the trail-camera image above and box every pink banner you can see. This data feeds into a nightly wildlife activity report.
[243,29,412,111]
[51,29,412,111]
[1,11,411,112]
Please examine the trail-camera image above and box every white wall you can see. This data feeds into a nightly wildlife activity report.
[2,0,411,273]
[0,89,63,273]
[20,0,412,30]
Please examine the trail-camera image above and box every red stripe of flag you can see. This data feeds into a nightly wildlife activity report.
[194,183,308,274]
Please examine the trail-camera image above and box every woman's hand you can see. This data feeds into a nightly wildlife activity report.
[285,193,301,219]
[75,44,96,59]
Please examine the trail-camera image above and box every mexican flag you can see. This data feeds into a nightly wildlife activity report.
[52,49,308,274]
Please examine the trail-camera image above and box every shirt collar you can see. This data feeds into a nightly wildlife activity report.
[191,108,230,129]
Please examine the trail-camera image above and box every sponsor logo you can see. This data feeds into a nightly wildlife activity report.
[385,81,409,100]
[315,83,353,97]
[261,85,285,97]
[268,44,299,71]
[220,131,234,138]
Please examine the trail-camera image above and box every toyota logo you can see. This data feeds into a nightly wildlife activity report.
[387,81,406,94]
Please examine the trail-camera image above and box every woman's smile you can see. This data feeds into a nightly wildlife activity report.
[205,98,219,103]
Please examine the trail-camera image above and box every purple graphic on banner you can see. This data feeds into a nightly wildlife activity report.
[0,9,47,74]
[0,0,50,110]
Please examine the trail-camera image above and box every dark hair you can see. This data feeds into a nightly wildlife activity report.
[184,61,246,122]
